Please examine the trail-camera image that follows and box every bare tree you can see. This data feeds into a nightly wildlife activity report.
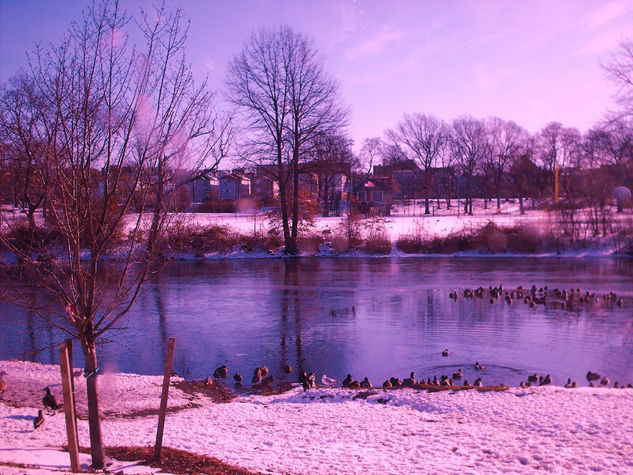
[386,113,448,214]
[227,26,348,254]
[0,76,49,229]
[604,40,633,117]
[309,133,353,217]
[358,137,384,179]
[0,1,229,468]
[450,116,489,215]
[485,117,526,211]
[537,122,582,200]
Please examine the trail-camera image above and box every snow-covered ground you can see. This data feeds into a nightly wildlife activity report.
[1,360,632,474]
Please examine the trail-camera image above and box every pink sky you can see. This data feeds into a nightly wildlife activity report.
[1,0,632,151]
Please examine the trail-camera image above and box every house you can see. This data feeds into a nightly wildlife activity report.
[189,173,220,203]
[353,177,393,216]
[219,173,251,201]
[374,160,422,200]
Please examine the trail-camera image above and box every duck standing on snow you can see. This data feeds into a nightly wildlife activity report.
[43,387,60,414]
[539,374,552,386]
[342,374,354,388]
[321,374,339,387]
[0,371,7,398]
[360,377,372,389]
[252,367,263,384]
[213,365,228,379]
[33,410,45,429]
[402,372,416,387]
[586,371,601,383]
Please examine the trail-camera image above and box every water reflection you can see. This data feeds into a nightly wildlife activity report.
[0,257,632,387]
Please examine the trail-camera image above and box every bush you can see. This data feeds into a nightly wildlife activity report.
[238,231,282,252]
[396,236,425,254]
[362,235,392,255]
[2,221,63,253]
[297,234,324,254]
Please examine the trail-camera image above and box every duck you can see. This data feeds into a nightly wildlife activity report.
[33,410,44,429]
[402,372,416,387]
[452,369,463,380]
[539,374,552,386]
[204,376,214,386]
[390,377,402,388]
[283,364,293,374]
[462,380,470,387]
[261,375,275,386]
[564,378,576,388]
[0,371,7,398]
[321,374,339,387]
[213,365,228,379]
[342,374,354,388]
[252,367,263,384]
[442,349,450,357]
[474,362,488,371]
[600,376,610,386]
[233,373,243,385]
[473,378,483,387]
[586,371,601,382]
[382,380,393,389]
[527,373,538,382]
[42,387,60,414]
[260,366,269,377]
[360,377,372,389]
[520,381,530,388]
[307,373,316,388]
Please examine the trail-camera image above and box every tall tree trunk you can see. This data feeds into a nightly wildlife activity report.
[290,161,299,254]
[81,339,105,469]
[519,196,525,214]
[424,197,430,214]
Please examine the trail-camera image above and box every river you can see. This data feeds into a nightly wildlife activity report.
[1,257,632,387]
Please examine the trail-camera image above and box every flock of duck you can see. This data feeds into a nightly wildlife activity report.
[449,284,625,310]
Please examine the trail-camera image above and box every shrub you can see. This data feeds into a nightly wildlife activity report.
[362,235,392,255]
[2,221,63,253]
[396,236,425,254]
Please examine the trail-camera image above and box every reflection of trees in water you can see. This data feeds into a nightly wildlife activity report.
[280,261,304,374]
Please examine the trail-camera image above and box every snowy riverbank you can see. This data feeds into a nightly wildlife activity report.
[1,360,632,474]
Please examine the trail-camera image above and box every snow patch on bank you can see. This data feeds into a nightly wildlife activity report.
[1,360,632,474]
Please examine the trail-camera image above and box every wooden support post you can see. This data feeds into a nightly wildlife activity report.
[65,338,78,436]
[154,337,176,462]
[59,342,81,472]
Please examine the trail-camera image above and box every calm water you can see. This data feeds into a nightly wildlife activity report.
[1,257,633,387]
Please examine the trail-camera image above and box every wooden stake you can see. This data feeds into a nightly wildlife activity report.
[59,342,81,472]
[65,338,78,436]
[154,337,176,462]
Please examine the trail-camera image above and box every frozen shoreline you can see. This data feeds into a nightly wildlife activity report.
[1,360,632,474]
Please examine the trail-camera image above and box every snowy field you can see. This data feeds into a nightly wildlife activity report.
[1,360,632,474]
[170,199,552,240]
